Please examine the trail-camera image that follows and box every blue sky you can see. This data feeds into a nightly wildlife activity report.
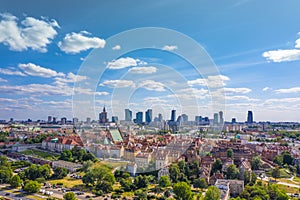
[0,0,300,122]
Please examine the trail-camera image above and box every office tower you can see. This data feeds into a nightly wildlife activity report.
[99,106,108,123]
[52,117,57,124]
[158,113,163,122]
[48,116,52,123]
[181,114,188,124]
[112,116,118,123]
[247,111,253,124]
[10,118,13,122]
[86,117,91,124]
[136,112,143,124]
[61,117,67,125]
[171,109,176,121]
[213,113,219,124]
[231,118,236,124]
[125,109,132,121]
[177,115,182,125]
[145,109,152,123]
[219,111,224,124]
[73,117,79,124]
[195,116,202,123]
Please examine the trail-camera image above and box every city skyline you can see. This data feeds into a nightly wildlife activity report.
[0,1,300,122]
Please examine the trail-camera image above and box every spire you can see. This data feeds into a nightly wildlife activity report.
[103,105,106,112]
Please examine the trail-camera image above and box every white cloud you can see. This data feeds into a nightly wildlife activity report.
[143,97,167,104]
[106,57,145,69]
[275,87,300,94]
[58,31,105,54]
[262,49,300,62]
[55,72,87,84]
[187,75,230,88]
[162,45,178,51]
[226,95,259,101]
[0,77,7,82]
[0,13,59,52]
[265,97,300,104]
[138,80,165,92]
[224,87,251,94]
[128,66,157,74]
[112,45,121,50]
[0,68,26,76]
[19,63,64,78]
[262,87,271,91]
[295,38,300,48]
[99,80,135,88]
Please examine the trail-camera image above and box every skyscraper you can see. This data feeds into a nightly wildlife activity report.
[125,109,132,121]
[171,109,176,121]
[158,113,163,122]
[112,116,118,123]
[47,116,52,123]
[247,111,253,124]
[136,112,143,124]
[61,117,67,125]
[99,106,108,123]
[213,113,219,124]
[219,111,224,124]
[145,109,152,123]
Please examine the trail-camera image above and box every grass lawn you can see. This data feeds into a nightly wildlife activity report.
[279,169,292,178]
[20,149,60,161]
[48,176,83,188]
[26,194,46,200]
[277,184,300,194]
[294,176,300,183]
[122,191,134,197]
[278,178,300,185]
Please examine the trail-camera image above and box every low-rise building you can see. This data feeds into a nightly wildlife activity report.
[52,160,82,173]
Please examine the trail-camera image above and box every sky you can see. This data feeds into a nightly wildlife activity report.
[0,0,300,122]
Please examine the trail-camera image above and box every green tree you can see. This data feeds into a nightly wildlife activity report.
[273,155,283,166]
[81,160,93,172]
[226,164,239,179]
[53,167,68,179]
[120,178,134,192]
[271,168,280,181]
[63,192,77,200]
[0,169,13,183]
[134,175,149,189]
[282,151,294,165]
[158,175,171,187]
[204,186,221,200]
[60,150,73,161]
[251,156,262,170]
[24,180,41,193]
[227,148,234,159]
[211,158,222,175]
[169,164,180,182]
[10,175,22,188]
[173,182,193,200]
[193,178,208,189]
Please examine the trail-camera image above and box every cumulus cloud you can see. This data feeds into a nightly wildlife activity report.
[265,97,300,104]
[54,72,87,84]
[0,68,26,76]
[112,45,121,50]
[58,31,105,54]
[262,87,271,91]
[18,63,64,78]
[0,77,7,82]
[0,12,59,52]
[128,66,157,74]
[162,45,178,51]
[106,57,145,69]
[99,80,135,88]
[262,49,300,63]
[138,80,165,92]
[187,75,230,88]
[275,87,300,94]
[224,87,251,94]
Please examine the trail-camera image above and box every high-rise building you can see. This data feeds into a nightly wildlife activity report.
[73,117,79,125]
[112,116,118,123]
[86,117,91,124]
[61,117,67,125]
[247,111,253,124]
[53,117,57,124]
[181,114,188,124]
[48,116,52,123]
[171,109,176,121]
[136,112,143,124]
[145,109,152,123]
[125,109,132,122]
[219,111,224,124]
[158,113,163,122]
[213,113,219,124]
[99,106,108,123]
[231,118,236,124]
[195,116,202,123]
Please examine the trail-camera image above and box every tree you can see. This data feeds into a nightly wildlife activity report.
[10,175,22,188]
[282,151,294,165]
[53,167,68,179]
[60,150,73,162]
[82,160,93,172]
[273,155,283,166]
[169,164,180,182]
[24,180,41,193]
[204,186,221,200]
[226,164,239,179]
[134,175,149,189]
[173,182,193,200]
[24,164,51,180]
[158,175,171,187]
[0,169,13,183]
[63,192,77,200]
[193,178,208,189]
[227,148,234,159]
[211,158,222,175]
[120,178,134,192]
[251,156,262,170]
[271,168,280,181]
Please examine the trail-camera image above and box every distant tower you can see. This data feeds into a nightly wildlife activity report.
[145,109,152,124]
[231,118,236,124]
[247,111,253,124]
[158,113,163,122]
[47,116,52,123]
[61,117,67,125]
[136,112,143,124]
[213,113,219,124]
[219,111,224,124]
[125,109,132,121]
[99,106,108,123]
[171,110,176,121]
[86,117,91,124]
[181,114,188,125]
[112,116,118,123]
